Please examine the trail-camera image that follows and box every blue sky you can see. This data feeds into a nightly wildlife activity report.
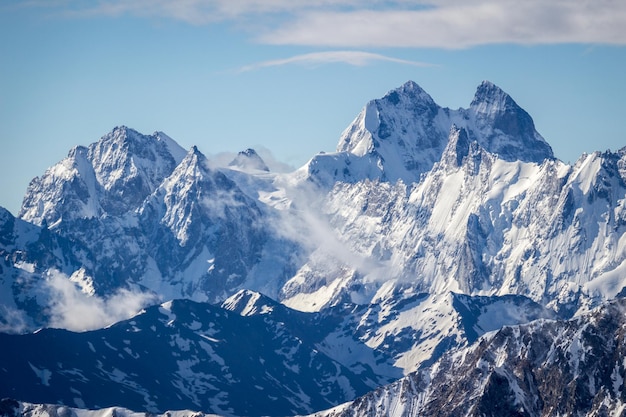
[1,0,625,214]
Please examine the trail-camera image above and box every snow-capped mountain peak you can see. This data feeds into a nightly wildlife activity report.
[87,126,187,214]
[228,148,270,172]
[375,80,438,115]
[19,126,187,225]
[303,80,553,188]
[174,145,206,175]
[88,126,185,188]
[336,80,440,160]
[470,80,515,114]
[221,289,277,316]
[299,80,449,186]
[468,81,554,163]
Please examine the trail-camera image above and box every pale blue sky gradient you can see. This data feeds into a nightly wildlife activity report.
[1,1,625,214]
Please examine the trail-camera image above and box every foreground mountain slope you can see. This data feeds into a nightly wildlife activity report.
[0,298,380,417]
[223,289,555,378]
[0,400,220,417]
[5,297,625,417]
[316,297,626,417]
[0,288,556,416]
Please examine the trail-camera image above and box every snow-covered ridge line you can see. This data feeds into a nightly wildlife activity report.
[306,79,553,187]
[0,399,221,417]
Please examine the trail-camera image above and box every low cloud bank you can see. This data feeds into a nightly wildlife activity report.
[46,271,157,332]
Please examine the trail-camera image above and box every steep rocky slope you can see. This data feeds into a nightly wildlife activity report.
[316,297,626,417]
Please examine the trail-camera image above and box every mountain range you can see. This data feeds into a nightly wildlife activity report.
[1,80,625,416]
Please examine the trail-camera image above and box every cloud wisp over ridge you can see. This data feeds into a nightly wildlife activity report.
[237,51,435,72]
[23,0,626,48]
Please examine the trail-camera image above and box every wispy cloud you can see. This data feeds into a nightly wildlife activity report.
[19,0,364,24]
[237,51,435,72]
[46,270,157,332]
[21,0,626,48]
[258,1,626,48]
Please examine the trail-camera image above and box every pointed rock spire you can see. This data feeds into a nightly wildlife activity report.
[382,80,437,108]
[469,81,554,163]
[442,125,472,167]
[470,80,519,115]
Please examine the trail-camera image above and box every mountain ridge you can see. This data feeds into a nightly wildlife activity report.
[4,80,625,334]
[305,80,553,187]
[19,126,186,227]
[1,79,626,416]
[0,296,390,416]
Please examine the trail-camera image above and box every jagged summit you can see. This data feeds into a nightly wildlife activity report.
[468,81,554,163]
[308,80,553,186]
[88,126,186,191]
[94,126,185,164]
[470,80,517,112]
[19,126,187,226]
[136,142,265,298]
[228,148,270,172]
[221,289,278,316]
[336,80,439,156]
[381,80,436,108]
[186,144,203,159]
[441,125,473,168]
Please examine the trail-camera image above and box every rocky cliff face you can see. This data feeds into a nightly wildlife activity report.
[320,297,626,417]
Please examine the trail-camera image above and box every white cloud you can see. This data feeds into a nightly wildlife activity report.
[26,0,626,48]
[45,270,157,332]
[257,1,626,48]
[25,0,364,24]
[265,182,382,278]
[254,147,297,173]
[237,51,434,72]
[0,305,31,334]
